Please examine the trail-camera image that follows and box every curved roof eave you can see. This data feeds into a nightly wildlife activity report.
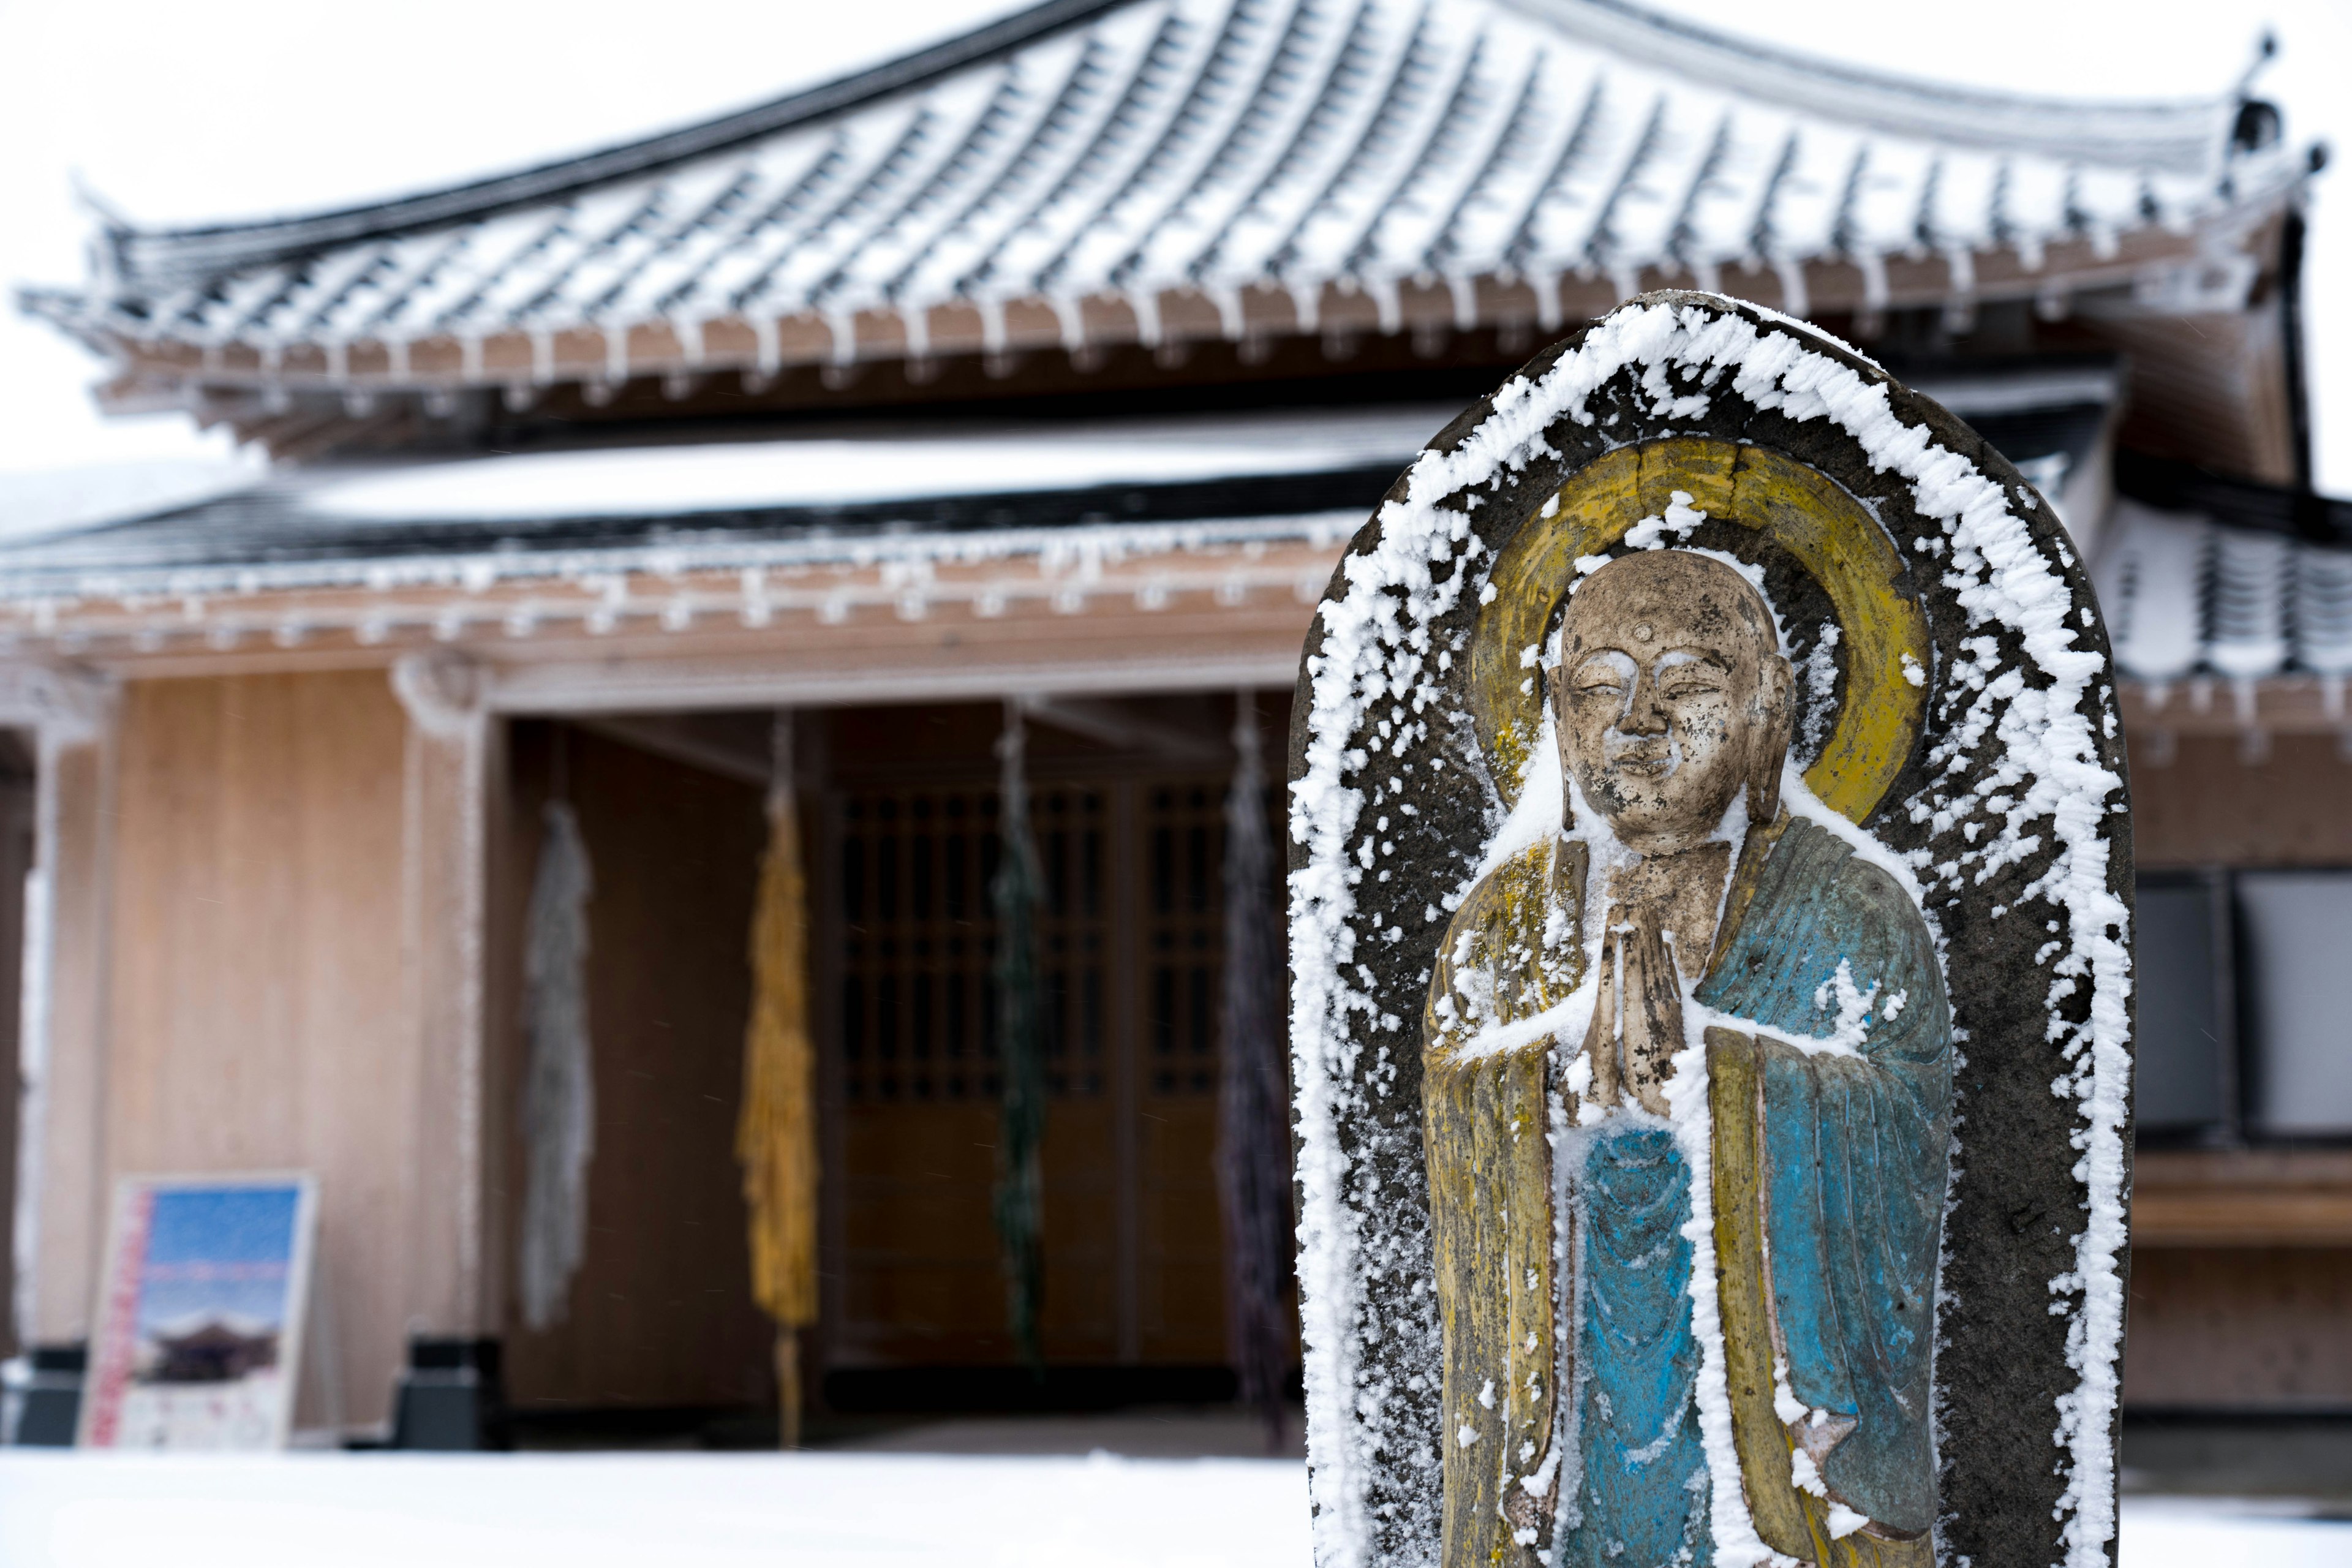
[108,0,1123,290]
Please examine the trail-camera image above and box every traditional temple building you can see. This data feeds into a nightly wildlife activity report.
[5,0,2343,1464]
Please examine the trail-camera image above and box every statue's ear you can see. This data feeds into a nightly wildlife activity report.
[1748,655,1795,823]
[1542,666,1569,829]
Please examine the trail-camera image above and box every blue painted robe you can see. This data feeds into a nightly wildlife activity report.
[1558,1125,1711,1566]
[1697,816,1951,1534]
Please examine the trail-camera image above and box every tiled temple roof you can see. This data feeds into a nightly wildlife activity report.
[20,0,2305,407]
[0,406,1415,674]
[2100,459,2352,684]
[0,405,1446,601]
[0,368,2113,599]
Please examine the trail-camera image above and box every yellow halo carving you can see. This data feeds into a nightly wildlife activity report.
[1470,437,1931,826]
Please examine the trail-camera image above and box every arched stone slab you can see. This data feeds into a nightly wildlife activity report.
[1289,293,2134,1568]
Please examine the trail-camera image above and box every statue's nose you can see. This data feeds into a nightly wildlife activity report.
[1619,679,1670,736]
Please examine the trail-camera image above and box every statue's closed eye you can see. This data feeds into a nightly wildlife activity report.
[1572,652,1636,694]
[1656,669,1725,698]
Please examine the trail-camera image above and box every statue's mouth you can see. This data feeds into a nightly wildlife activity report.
[1605,741,1675,778]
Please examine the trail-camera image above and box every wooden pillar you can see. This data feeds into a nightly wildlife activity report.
[1109,778,1142,1364]
[0,668,118,1349]
[0,736,37,1361]
[805,717,849,1384]
[391,653,500,1336]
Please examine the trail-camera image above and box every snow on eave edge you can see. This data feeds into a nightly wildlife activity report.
[0,508,1366,608]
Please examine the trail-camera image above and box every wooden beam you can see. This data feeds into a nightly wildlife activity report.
[1023,696,1228,764]
[98,221,2233,405]
[480,646,1304,717]
[2122,677,2352,741]
[2133,1150,2352,1248]
[571,712,773,788]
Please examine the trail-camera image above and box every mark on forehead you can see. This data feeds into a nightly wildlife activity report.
[1562,549,1776,656]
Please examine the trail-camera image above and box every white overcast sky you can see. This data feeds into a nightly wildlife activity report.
[2,0,2348,489]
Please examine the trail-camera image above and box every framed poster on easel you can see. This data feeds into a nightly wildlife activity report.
[77,1173,319,1450]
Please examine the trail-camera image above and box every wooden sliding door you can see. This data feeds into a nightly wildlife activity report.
[820,699,1278,1372]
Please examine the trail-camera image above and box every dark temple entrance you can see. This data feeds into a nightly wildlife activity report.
[815,696,1291,1411]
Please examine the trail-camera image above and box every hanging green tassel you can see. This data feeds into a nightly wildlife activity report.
[990,700,1048,1373]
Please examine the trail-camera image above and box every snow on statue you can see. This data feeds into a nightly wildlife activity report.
[1289,295,2136,1568]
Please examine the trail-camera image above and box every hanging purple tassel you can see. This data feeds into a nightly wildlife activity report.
[991,700,1048,1373]
[1217,690,1293,1445]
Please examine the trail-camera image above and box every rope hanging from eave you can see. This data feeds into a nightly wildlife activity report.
[1216,690,1294,1445]
[519,737,595,1333]
[738,715,819,1446]
[991,699,1048,1373]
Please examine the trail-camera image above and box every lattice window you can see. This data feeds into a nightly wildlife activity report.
[1146,782,1223,1095]
[837,786,1107,1103]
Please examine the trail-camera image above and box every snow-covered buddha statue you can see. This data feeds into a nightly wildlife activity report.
[1423,549,1951,1568]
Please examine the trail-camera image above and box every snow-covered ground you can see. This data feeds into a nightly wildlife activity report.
[0,1451,2340,1568]
[0,1451,1298,1568]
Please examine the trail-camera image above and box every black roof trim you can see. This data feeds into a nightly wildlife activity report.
[2116,449,2352,548]
[110,0,1124,289]
[1512,0,2242,169]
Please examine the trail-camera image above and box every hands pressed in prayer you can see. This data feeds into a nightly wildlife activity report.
[1583,911,1684,1116]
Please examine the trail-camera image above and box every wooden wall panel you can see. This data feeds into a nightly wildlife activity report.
[2123,1247,2352,1408]
[839,1103,998,1360]
[104,673,412,1430]
[2089,302,2297,486]
[2129,733,2352,869]
[828,779,1128,1366]
[499,724,774,1413]
[1137,778,1229,1364]
[1137,1098,1224,1361]
[835,1085,1129,1365]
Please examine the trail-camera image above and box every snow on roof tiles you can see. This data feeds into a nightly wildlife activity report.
[304,404,1453,521]
[2097,499,2352,682]
[21,0,2302,398]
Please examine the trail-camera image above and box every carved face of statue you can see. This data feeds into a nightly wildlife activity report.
[1551,551,1793,856]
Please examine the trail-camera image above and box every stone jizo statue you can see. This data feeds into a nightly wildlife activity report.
[1293,297,2135,1568]
[1425,549,1951,1568]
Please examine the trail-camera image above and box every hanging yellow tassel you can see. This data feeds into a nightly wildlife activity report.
[738,717,817,1446]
